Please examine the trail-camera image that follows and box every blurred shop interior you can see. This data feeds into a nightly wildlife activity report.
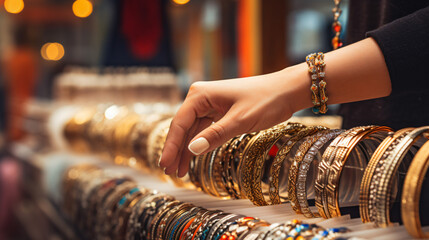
[0,0,347,239]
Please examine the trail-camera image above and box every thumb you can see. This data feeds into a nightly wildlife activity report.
[187,115,242,156]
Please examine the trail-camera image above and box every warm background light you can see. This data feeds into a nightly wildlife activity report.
[172,0,190,5]
[41,42,65,61]
[72,0,93,18]
[4,0,24,14]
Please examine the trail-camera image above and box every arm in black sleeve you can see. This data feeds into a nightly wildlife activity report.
[367,6,429,96]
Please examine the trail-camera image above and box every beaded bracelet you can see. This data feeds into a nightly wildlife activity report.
[306,52,328,114]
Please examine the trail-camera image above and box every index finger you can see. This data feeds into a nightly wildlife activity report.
[159,92,213,169]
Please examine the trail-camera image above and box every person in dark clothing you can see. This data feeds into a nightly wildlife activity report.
[159,1,429,177]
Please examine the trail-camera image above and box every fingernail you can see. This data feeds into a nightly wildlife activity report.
[188,137,209,155]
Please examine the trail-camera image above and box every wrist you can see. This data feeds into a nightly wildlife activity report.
[277,63,313,114]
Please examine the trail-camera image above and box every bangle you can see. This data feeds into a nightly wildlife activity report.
[96,181,138,237]
[182,209,210,240]
[230,134,256,199]
[268,126,328,205]
[325,126,390,218]
[239,122,305,206]
[220,136,241,198]
[192,211,224,240]
[288,130,331,214]
[130,113,170,171]
[402,139,429,238]
[297,129,343,218]
[209,141,233,198]
[315,126,390,218]
[359,128,410,223]
[189,155,205,191]
[149,200,182,240]
[375,126,429,227]
[112,112,140,159]
[207,214,241,240]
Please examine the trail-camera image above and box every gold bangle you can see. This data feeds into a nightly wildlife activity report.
[221,136,242,198]
[130,113,172,171]
[359,128,411,223]
[147,118,172,181]
[209,141,233,199]
[113,112,140,158]
[63,107,95,152]
[189,155,203,191]
[268,126,328,205]
[239,122,305,206]
[401,139,429,239]
[200,148,220,197]
[288,130,330,214]
[315,129,345,219]
[375,126,429,227]
[230,133,255,199]
[325,125,390,218]
[297,129,344,218]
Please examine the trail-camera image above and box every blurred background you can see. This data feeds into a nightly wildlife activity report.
[0,0,347,238]
[0,0,348,143]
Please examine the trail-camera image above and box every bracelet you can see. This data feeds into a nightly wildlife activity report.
[325,126,390,218]
[182,209,210,240]
[306,53,321,114]
[189,155,204,191]
[297,129,343,218]
[115,189,149,240]
[401,139,429,238]
[268,126,328,205]
[230,134,256,199]
[209,141,233,198]
[149,200,182,240]
[288,130,330,214]
[193,211,225,240]
[306,52,328,114]
[359,128,410,223]
[239,122,305,205]
[208,214,241,240]
[315,52,328,114]
[314,126,388,218]
[222,136,244,199]
[375,126,429,227]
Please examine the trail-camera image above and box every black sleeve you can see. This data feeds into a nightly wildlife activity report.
[366,6,429,96]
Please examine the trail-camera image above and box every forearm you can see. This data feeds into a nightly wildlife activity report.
[278,37,392,113]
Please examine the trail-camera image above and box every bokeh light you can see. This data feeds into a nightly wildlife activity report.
[4,0,24,14]
[41,42,65,61]
[72,0,93,18]
[172,0,190,5]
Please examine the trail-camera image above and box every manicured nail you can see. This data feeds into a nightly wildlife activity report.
[188,137,209,155]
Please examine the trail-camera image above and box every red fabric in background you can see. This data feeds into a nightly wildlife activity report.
[121,0,163,59]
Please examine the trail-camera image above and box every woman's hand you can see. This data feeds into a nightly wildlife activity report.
[159,37,392,178]
[159,65,311,177]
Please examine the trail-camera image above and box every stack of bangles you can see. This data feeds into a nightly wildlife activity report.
[62,164,350,240]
